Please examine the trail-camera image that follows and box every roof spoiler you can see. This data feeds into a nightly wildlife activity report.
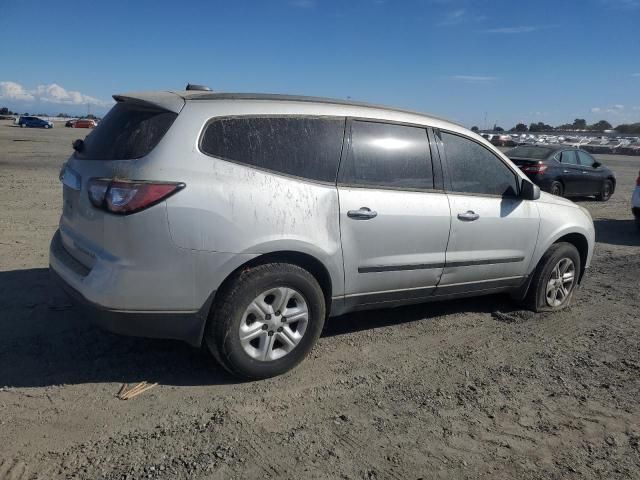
[112,91,185,113]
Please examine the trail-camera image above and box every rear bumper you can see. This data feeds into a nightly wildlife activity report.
[50,268,211,347]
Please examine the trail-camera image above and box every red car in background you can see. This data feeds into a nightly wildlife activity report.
[73,119,97,128]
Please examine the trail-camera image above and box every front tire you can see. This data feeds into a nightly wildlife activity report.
[524,242,581,312]
[205,263,326,380]
[596,179,613,201]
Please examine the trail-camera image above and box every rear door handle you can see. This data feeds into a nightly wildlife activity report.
[347,207,378,220]
[563,169,570,173]
[457,210,480,221]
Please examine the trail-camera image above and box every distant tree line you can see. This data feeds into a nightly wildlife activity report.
[472,118,640,135]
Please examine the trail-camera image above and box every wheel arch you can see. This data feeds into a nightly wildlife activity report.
[209,250,334,321]
[553,232,589,283]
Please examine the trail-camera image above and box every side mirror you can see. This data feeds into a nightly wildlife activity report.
[520,180,540,200]
[592,161,601,168]
[72,139,84,152]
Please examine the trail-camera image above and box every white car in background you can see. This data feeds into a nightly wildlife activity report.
[633,169,640,230]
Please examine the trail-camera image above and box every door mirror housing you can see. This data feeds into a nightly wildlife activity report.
[592,161,601,168]
[520,180,540,200]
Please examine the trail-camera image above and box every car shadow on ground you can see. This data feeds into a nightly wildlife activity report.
[594,219,640,247]
[0,268,518,389]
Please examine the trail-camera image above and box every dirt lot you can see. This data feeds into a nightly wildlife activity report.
[0,120,639,480]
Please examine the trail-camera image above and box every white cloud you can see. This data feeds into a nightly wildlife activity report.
[0,81,110,107]
[0,81,35,101]
[482,25,557,34]
[599,0,640,10]
[451,75,497,83]
[632,73,640,77]
[591,104,627,115]
[438,8,486,27]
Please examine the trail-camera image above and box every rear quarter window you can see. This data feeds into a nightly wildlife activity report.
[200,116,346,183]
[75,102,177,160]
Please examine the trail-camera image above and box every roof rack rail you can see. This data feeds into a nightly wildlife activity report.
[185,83,212,91]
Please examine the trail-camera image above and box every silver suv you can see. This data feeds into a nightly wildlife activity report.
[50,90,595,379]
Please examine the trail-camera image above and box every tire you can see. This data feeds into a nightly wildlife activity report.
[523,242,581,313]
[635,216,640,231]
[550,181,563,197]
[595,179,613,201]
[204,263,326,380]
[20,123,25,128]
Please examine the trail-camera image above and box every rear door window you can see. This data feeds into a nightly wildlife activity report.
[200,116,345,183]
[559,150,578,164]
[75,102,177,160]
[339,120,433,190]
[441,131,519,197]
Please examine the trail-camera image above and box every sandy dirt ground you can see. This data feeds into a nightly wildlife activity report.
[0,120,639,479]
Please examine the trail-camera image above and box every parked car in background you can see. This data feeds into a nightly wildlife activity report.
[17,116,53,128]
[51,90,595,379]
[619,143,640,156]
[633,170,640,230]
[74,119,97,128]
[491,134,517,147]
[65,119,78,128]
[506,145,616,201]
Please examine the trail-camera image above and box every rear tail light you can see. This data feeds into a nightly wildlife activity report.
[88,179,185,215]
[521,164,548,175]
[636,171,640,187]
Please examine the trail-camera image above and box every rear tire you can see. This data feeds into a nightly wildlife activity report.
[204,263,326,380]
[550,181,563,197]
[596,179,613,201]
[523,242,581,312]
[635,216,640,231]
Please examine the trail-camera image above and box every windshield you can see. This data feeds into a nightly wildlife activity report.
[506,146,553,160]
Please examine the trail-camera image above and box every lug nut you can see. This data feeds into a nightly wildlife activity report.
[277,327,283,333]
[268,331,274,336]
[265,314,271,320]
[281,317,286,322]
[275,311,281,316]
[262,324,268,330]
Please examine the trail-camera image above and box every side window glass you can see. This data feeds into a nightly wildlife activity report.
[560,151,577,165]
[577,150,594,167]
[340,120,433,190]
[200,116,345,183]
[441,132,518,197]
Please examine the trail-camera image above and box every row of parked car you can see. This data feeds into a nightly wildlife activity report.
[12,116,98,129]
[481,132,640,155]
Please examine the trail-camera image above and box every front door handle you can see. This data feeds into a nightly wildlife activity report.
[457,210,480,221]
[347,207,378,220]
[563,169,570,173]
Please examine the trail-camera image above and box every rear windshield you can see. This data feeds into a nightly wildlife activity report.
[506,146,553,160]
[75,102,177,160]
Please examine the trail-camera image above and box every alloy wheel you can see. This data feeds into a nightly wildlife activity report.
[545,258,576,307]
[239,287,309,361]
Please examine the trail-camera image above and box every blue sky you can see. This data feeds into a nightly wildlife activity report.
[0,0,639,127]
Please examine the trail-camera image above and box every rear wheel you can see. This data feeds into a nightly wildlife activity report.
[205,263,326,380]
[524,242,581,312]
[596,179,613,201]
[550,181,563,197]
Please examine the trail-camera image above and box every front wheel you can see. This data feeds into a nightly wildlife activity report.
[524,243,581,312]
[596,180,613,201]
[205,263,326,379]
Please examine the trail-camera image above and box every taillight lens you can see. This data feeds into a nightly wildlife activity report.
[88,179,185,215]
[521,164,548,175]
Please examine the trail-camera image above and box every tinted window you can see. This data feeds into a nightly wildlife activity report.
[577,150,594,167]
[507,146,553,159]
[76,102,177,160]
[559,150,577,164]
[441,132,518,196]
[201,116,345,183]
[340,120,433,189]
